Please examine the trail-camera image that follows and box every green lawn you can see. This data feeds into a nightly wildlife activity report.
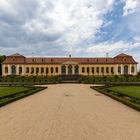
[0,87,30,98]
[0,86,46,107]
[107,86,140,99]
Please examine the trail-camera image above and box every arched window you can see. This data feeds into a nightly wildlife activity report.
[5,67,8,74]
[124,65,128,75]
[41,67,44,74]
[75,65,79,75]
[92,67,94,74]
[11,65,16,75]
[46,67,49,74]
[19,67,22,74]
[101,67,104,73]
[118,66,121,73]
[51,67,54,74]
[96,67,99,73]
[56,67,58,73]
[82,67,85,73]
[61,65,66,75]
[111,67,114,74]
[131,66,135,73]
[68,65,72,75]
[36,67,39,74]
[106,67,109,73]
[26,67,29,73]
[87,67,90,74]
[31,67,34,74]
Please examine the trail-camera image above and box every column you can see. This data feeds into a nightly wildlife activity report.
[72,65,75,75]
[8,65,11,75]
[121,64,123,75]
[2,64,4,76]
[66,65,68,75]
[17,65,19,75]
[135,64,137,75]
[22,65,25,75]
[115,64,118,75]
[129,64,132,75]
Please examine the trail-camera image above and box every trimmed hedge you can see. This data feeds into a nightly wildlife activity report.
[90,86,140,111]
[0,86,47,107]
[1,75,140,85]
[81,75,140,84]
[0,75,62,85]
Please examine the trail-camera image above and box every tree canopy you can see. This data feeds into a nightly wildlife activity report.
[0,55,6,63]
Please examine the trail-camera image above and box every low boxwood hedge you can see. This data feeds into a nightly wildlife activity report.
[0,86,47,107]
[90,86,140,111]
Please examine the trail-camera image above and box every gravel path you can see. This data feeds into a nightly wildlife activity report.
[0,84,140,140]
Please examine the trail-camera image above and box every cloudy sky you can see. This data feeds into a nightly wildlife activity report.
[0,0,140,65]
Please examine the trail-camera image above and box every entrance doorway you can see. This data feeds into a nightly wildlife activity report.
[11,65,16,75]
[61,65,66,75]
[68,65,72,75]
[124,65,128,75]
[75,65,79,75]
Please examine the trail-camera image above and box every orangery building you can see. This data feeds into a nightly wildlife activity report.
[2,53,138,76]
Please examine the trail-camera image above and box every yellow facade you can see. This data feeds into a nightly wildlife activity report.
[2,63,137,76]
[2,53,138,76]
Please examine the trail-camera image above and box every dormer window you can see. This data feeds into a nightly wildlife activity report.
[32,59,36,62]
[51,59,53,62]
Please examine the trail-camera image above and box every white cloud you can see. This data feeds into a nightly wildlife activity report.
[123,0,139,16]
[86,41,139,56]
[22,0,115,52]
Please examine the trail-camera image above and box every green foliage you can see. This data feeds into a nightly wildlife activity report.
[1,75,61,84]
[0,86,46,107]
[91,86,140,111]
[0,87,30,97]
[0,55,6,63]
[107,86,140,99]
[80,75,140,84]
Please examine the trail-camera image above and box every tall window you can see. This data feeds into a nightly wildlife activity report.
[124,65,128,75]
[19,67,22,74]
[31,67,34,74]
[118,66,121,73]
[106,67,109,73]
[41,67,44,74]
[131,66,134,73]
[61,65,66,75]
[36,67,39,74]
[82,67,85,73]
[92,67,94,74]
[51,67,54,74]
[46,67,49,74]
[26,67,29,73]
[56,67,58,73]
[87,67,90,74]
[11,65,16,75]
[75,65,79,75]
[5,67,8,74]
[96,67,99,73]
[68,65,72,75]
[111,67,114,74]
[101,67,104,73]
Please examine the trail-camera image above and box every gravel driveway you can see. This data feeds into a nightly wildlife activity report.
[0,84,140,140]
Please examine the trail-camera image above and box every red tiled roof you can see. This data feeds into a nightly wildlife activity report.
[2,53,138,64]
[24,57,115,64]
[8,53,25,57]
[114,53,137,64]
[114,53,131,57]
